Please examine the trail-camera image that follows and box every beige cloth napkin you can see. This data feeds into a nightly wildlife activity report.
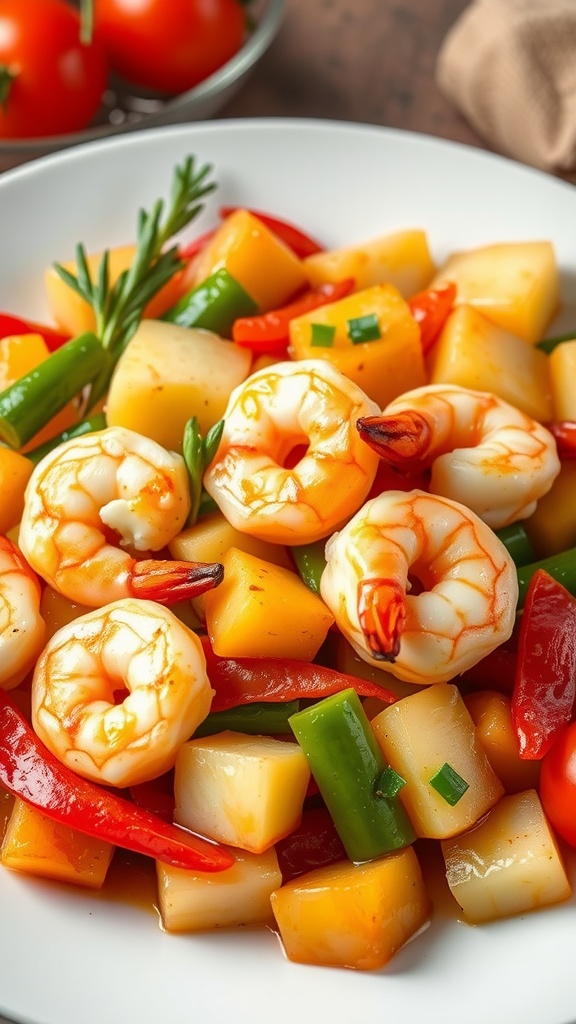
[436,0,576,179]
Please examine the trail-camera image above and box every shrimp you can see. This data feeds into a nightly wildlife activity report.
[31,598,213,788]
[203,359,380,545]
[320,490,518,685]
[357,383,560,529]
[0,535,45,691]
[19,426,223,608]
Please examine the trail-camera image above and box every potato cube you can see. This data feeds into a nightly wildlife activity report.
[429,305,553,422]
[442,789,572,923]
[432,241,559,344]
[1,798,114,889]
[106,320,251,450]
[270,847,431,970]
[524,460,576,558]
[288,283,426,409]
[464,691,541,794]
[303,229,435,297]
[174,731,310,854]
[372,683,504,839]
[549,338,576,420]
[157,845,282,932]
[203,548,334,660]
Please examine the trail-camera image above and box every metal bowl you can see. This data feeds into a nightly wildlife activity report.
[0,0,285,171]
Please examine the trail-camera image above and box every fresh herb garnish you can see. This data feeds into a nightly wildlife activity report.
[183,416,224,526]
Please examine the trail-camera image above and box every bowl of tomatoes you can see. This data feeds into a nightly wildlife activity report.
[0,0,285,170]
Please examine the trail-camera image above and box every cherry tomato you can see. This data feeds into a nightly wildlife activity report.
[540,720,576,848]
[0,0,108,139]
[94,0,246,95]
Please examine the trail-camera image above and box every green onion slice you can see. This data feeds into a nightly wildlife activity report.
[310,322,336,347]
[347,313,381,344]
[375,766,407,800]
[429,762,469,805]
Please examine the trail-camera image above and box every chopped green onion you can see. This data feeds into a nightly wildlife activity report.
[429,762,469,805]
[347,313,381,344]
[310,322,336,347]
[375,766,406,800]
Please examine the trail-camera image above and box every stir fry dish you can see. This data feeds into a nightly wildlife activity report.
[0,153,575,972]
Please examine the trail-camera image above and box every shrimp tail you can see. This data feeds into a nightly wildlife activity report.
[357,411,433,471]
[130,560,224,604]
[357,577,406,661]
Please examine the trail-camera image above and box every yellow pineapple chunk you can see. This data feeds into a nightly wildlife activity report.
[288,283,426,410]
[429,304,553,422]
[442,789,572,923]
[203,547,334,660]
[174,731,310,854]
[157,846,282,932]
[270,847,431,970]
[303,229,435,297]
[191,209,307,312]
[106,320,251,450]
[524,460,576,558]
[1,798,114,889]
[464,691,541,794]
[432,241,559,344]
[549,338,576,420]
[372,683,504,839]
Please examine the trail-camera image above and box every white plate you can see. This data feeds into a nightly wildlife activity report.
[0,119,575,1024]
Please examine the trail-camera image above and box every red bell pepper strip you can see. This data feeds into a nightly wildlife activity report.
[0,689,234,871]
[408,281,457,356]
[511,569,576,759]
[232,279,355,354]
[129,772,175,823]
[0,312,70,352]
[219,206,324,259]
[546,420,576,458]
[200,637,397,712]
[275,804,346,883]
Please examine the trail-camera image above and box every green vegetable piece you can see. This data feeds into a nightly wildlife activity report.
[163,268,257,337]
[194,700,300,738]
[26,413,107,466]
[517,546,576,609]
[289,688,415,862]
[310,322,336,348]
[0,332,107,449]
[495,521,536,567]
[375,766,407,800]
[347,312,381,344]
[429,762,469,806]
[291,540,327,594]
[183,416,224,527]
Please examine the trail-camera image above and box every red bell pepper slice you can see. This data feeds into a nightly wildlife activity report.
[511,568,576,759]
[0,312,70,352]
[231,279,355,354]
[546,420,576,458]
[219,206,324,259]
[0,689,234,871]
[408,281,457,356]
[200,637,397,712]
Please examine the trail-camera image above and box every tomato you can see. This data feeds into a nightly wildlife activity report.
[94,0,246,95]
[0,0,108,139]
[540,720,576,847]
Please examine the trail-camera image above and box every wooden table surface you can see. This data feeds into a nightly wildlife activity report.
[220,0,485,152]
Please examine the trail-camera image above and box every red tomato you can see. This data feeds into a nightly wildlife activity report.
[0,0,108,139]
[94,0,246,95]
[540,721,576,847]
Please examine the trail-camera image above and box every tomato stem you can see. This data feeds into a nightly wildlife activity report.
[0,66,15,112]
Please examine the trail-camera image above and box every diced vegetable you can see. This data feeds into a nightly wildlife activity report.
[162,268,258,337]
[302,228,435,297]
[441,789,572,923]
[464,691,541,794]
[0,445,33,534]
[174,731,310,854]
[550,339,576,420]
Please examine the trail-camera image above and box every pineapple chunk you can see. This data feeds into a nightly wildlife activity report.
[429,304,553,422]
[157,846,282,932]
[524,461,576,558]
[270,847,431,970]
[442,789,572,923]
[303,229,435,297]
[1,798,114,889]
[106,320,252,450]
[549,338,576,420]
[174,731,310,854]
[203,547,334,660]
[191,209,307,312]
[288,283,426,410]
[464,691,541,794]
[0,445,33,535]
[432,241,559,344]
[371,683,504,839]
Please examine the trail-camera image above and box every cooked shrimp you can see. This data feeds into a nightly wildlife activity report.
[0,535,45,691]
[357,383,560,529]
[31,597,213,788]
[19,426,223,608]
[203,359,380,545]
[320,489,517,685]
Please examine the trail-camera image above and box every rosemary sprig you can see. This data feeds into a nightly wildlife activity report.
[183,417,225,526]
[54,155,217,408]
